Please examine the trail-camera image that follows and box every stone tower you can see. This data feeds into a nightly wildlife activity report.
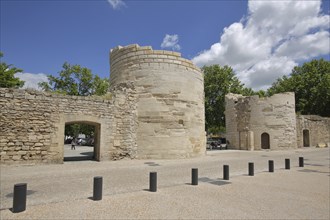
[110,44,206,159]
[0,44,206,164]
[225,92,297,150]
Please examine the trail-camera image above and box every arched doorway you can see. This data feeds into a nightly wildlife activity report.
[303,129,310,147]
[261,132,270,149]
[63,121,101,162]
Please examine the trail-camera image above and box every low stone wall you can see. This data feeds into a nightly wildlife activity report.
[296,115,330,147]
[0,84,138,164]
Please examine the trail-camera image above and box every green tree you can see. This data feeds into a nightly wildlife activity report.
[65,124,95,138]
[0,52,25,88]
[267,59,330,117]
[39,62,110,137]
[65,124,80,137]
[255,90,266,97]
[38,62,109,96]
[203,65,255,134]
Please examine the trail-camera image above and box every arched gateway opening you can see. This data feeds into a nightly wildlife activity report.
[303,129,310,147]
[63,121,101,162]
[261,132,270,149]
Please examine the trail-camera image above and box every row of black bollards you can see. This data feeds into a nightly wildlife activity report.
[223,165,229,180]
[11,157,305,213]
[93,176,103,201]
[269,160,274,172]
[266,157,304,173]
[249,162,254,176]
[191,168,198,186]
[299,157,304,167]
[12,183,27,213]
[149,172,157,192]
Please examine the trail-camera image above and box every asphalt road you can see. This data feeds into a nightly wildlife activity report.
[1,147,329,219]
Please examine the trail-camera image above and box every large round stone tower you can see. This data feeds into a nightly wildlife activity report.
[110,44,206,159]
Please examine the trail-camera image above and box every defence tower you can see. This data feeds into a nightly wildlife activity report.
[110,44,206,159]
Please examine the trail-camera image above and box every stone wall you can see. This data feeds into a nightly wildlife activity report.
[296,115,330,147]
[0,83,138,164]
[0,44,206,164]
[225,92,297,150]
[110,44,206,159]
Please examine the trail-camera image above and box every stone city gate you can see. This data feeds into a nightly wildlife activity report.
[61,117,102,161]
[0,83,138,164]
[0,44,206,164]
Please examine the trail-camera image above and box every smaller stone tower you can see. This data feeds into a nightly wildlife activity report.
[225,92,297,150]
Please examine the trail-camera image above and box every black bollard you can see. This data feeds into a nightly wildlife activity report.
[285,158,290,170]
[299,157,304,167]
[93,176,103,201]
[248,162,254,176]
[268,160,274,172]
[12,183,27,213]
[191,168,198,185]
[223,165,229,180]
[149,172,157,192]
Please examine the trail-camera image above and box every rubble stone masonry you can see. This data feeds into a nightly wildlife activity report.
[296,115,330,147]
[226,93,297,150]
[0,44,206,164]
[0,83,138,164]
[225,92,330,150]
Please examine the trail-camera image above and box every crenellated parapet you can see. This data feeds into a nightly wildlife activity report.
[110,44,200,75]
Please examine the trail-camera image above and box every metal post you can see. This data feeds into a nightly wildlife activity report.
[191,168,198,185]
[149,172,157,192]
[93,176,103,201]
[12,183,27,213]
[248,162,254,176]
[268,160,274,172]
[299,157,304,167]
[285,159,290,170]
[223,165,229,180]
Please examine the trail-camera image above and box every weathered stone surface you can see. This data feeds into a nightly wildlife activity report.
[0,44,206,164]
[110,44,206,159]
[296,115,330,148]
[225,93,297,150]
[0,84,138,164]
[225,93,330,150]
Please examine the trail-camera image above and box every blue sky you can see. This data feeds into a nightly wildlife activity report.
[1,0,329,90]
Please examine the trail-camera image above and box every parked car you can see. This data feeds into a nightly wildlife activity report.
[207,138,227,150]
[207,138,220,149]
[219,138,227,149]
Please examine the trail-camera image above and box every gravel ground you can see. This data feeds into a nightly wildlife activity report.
[0,147,329,219]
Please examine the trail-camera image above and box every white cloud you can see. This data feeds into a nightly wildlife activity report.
[238,57,298,91]
[192,0,330,90]
[275,31,330,60]
[15,73,49,90]
[107,0,126,10]
[161,34,181,51]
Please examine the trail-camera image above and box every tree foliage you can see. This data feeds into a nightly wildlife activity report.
[0,52,25,88]
[267,59,330,117]
[38,62,109,96]
[65,123,95,138]
[203,65,255,134]
[39,62,110,137]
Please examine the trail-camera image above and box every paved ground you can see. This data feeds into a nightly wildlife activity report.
[0,147,329,219]
[63,144,94,161]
